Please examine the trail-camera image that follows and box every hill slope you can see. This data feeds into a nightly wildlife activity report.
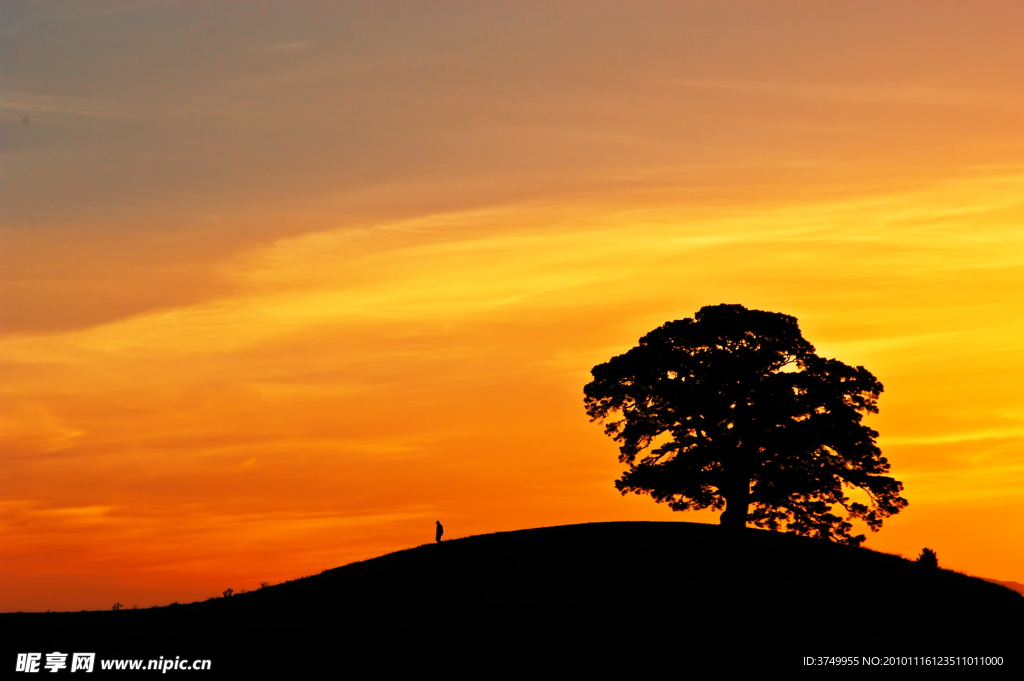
[984,577,1024,597]
[5,522,1020,673]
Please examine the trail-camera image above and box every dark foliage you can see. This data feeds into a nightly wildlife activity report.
[584,304,907,545]
[917,547,939,568]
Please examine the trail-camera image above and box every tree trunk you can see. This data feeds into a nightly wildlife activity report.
[719,473,750,530]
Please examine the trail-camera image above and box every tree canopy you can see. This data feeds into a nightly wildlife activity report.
[583,304,907,545]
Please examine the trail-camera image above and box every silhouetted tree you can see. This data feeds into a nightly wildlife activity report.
[584,304,907,545]
[917,547,938,568]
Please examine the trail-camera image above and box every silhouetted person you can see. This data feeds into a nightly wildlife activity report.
[435,520,443,543]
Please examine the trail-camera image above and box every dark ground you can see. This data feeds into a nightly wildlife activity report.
[3,522,1021,675]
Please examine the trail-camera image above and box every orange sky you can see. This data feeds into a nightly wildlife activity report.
[3,1,1024,611]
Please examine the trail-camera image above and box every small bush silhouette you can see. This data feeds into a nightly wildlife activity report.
[112,602,123,611]
[260,582,270,589]
[917,547,939,568]
[222,588,234,598]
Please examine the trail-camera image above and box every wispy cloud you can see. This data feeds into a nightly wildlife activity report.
[4,170,1024,363]
[884,428,1024,446]
[0,90,132,119]
[670,77,1024,111]
[267,42,310,53]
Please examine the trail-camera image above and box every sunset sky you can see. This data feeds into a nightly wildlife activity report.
[3,1,1024,612]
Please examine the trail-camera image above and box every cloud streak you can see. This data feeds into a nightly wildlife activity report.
[670,77,1024,111]
[0,89,132,119]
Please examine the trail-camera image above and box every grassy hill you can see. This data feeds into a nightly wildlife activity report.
[984,577,1024,597]
[4,522,1020,674]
